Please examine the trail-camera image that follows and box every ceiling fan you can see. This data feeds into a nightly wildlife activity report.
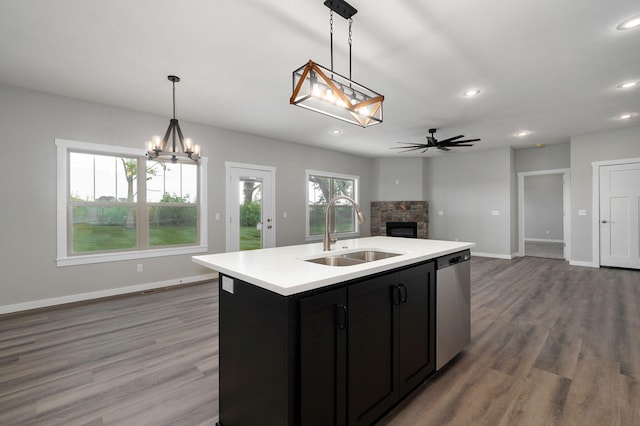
[391,128,480,153]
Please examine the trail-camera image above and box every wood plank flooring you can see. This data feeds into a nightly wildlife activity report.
[0,256,638,425]
[380,256,640,426]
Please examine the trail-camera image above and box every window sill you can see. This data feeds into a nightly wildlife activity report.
[306,232,360,242]
[56,245,208,267]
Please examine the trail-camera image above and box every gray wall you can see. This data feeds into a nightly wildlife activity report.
[515,142,570,172]
[424,147,514,257]
[372,158,425,201]
[0,83,373,308]
[524,174,564,240]
[570,125,640,263]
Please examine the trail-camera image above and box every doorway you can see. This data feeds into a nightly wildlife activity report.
[225,162,276,252]
[518,169,571,259]
[594,159,640,269]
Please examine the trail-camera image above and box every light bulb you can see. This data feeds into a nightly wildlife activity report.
[153,135,162,149]
[184,138,193,152]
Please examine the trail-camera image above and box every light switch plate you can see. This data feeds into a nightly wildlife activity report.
[578,209,587,216]
[491,210,500,216]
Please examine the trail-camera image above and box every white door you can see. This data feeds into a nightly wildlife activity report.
[599,162,640,268]
[226,163,276,252]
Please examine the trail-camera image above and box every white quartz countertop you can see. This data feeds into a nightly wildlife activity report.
[192,236,475,296]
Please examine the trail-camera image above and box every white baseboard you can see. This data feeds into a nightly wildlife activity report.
[0,273,218,315]
[569,260,599,268]
[471,251,514,260]
[525,238,564,243]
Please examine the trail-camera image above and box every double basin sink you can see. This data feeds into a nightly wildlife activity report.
[304,249,403,267]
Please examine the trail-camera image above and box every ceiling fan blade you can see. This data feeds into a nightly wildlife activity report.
[440,143,474,147]
[447,138,481,144]
[437,135,464,144]
[437,146,451,151]
[391,145,430,152]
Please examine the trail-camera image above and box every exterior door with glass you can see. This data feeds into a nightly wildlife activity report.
[226,163,276,252]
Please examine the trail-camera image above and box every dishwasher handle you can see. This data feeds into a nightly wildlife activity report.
[437,250,471,269]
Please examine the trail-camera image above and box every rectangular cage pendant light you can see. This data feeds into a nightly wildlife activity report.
[290,60,383,127]
[289,0,384,128]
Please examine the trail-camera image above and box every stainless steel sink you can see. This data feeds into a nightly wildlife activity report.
[304,250,402,266]
[342,250,402,262]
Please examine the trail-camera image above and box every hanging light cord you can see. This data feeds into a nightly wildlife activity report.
[172,79,176,119]
[330,10,334,72]
[348,17,353,80]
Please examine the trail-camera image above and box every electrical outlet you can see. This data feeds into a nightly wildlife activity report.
[215,213,220,221]
[137,264,143,272]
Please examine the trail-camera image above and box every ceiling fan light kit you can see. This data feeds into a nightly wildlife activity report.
[290,0,384,127]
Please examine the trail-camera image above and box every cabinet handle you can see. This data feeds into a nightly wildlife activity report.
[337,304,348,330]
[399,284,408,303]
[392,286,401,305]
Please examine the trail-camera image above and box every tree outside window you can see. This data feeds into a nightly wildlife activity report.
[307,171,358,238]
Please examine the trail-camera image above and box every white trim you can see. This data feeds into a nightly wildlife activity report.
[569,260,599,268]
[55,139,208,266]
[471,251,514,259]
[517,168,570,260]
[524,238,564,243]
[592,157,640,168]
[0,273,218,315]
[592,158,640,268]
[56,245,209,267]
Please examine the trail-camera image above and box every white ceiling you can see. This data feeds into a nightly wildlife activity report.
[0,0,638,158]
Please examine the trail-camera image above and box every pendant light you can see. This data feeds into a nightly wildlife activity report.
[290,0,384,127]
[146,75,201,164]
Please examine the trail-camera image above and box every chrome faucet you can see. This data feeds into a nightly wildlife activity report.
[323,195,366,251]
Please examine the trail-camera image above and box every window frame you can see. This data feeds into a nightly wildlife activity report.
[305,169,360,241]
[56,139,208,267]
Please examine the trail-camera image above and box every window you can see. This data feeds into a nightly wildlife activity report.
[306,170,360,240]
[56,139,208,266]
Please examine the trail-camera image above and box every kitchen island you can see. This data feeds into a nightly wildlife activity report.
[193,236,474,426]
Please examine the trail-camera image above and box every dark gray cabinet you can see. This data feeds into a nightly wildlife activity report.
[217,261,435,426]
[299,261,435,426]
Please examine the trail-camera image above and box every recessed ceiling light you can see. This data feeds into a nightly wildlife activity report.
[535,143,545,148]
[617,81,638,89]
[617,113,633,120]
[617,15,640,30]
[329,128,343,135]
[514,130,530,137]
[462,89,481,97]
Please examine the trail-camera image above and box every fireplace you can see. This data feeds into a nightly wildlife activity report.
[386,222,418,238]
[370,201,428,239]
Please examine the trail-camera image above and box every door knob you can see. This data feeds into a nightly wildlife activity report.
[601,220,608,223]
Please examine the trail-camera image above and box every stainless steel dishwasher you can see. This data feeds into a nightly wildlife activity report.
[436,250,471,370]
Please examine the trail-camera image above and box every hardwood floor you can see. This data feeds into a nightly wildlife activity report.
[0,284,220,425]
[0,256,638,425]
[380,257,640,426]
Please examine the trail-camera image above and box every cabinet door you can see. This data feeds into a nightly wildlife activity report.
[397,262,436,397]
[299,288,347,426]
[347,274,396,425]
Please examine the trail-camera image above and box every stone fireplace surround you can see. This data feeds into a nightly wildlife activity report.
[370,201,429,239]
